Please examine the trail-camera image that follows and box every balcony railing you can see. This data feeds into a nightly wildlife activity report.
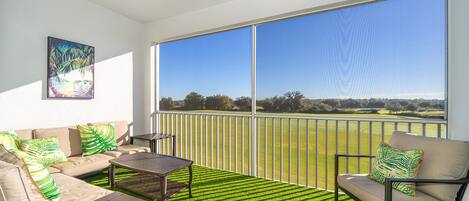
[152,111,447,191]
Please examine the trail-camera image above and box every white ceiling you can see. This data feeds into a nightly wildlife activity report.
[88,0,235,23]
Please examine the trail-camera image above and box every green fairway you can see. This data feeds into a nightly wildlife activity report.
[156,111,446,190]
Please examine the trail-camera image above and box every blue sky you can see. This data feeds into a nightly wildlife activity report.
[160,0,446,100]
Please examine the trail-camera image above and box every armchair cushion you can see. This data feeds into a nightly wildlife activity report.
[389,131,469,201]
[337,174,439,201]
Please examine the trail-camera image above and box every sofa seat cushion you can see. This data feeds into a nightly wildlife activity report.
[52,173,112,201]
[52,154,114,177]
[103,145,151,158]
[337,174,439,201]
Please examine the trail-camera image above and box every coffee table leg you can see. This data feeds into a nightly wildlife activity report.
[189,165,193,198]
[160,176,167,201]
[109,164,115,189]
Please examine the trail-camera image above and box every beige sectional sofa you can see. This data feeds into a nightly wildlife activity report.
[0,121,150,201]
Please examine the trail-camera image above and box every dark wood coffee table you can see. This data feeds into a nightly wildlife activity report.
[108,153,193,201]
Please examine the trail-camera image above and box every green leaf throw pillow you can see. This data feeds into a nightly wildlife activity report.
[369,143,423,196]
[0,131,20,151]
[20,137,67,167]
[9,148,61,201]
[78,124,117,156]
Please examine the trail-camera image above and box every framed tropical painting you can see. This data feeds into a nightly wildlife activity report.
[47,37,94,99]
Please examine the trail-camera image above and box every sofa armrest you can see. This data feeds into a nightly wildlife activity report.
[334,154,376,201]
[384,178,469,201]
[335,154,375,181]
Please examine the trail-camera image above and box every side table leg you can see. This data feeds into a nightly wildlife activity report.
[152,139,157,153]
[173,136,176,156]
[109,164,115,189]
[160,176,167,201]
[189,165,193,198]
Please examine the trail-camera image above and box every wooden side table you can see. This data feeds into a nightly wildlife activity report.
[130,133,176,156]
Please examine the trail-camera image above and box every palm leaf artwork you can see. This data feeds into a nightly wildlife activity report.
[369,143,423,196]
[12,150,61,201]
[78,124,117,156]
[20,137,67,167]
[47,37,94,98]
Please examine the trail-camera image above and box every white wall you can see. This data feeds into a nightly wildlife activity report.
[0,0,146,134]
[448,0,469,141]
[448,0,469,198]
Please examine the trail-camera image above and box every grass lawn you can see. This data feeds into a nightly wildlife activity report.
[84,166,352,201]
[155,111,446,190]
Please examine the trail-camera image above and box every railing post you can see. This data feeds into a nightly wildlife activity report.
[251,24,257,177]
[154,44,160,154]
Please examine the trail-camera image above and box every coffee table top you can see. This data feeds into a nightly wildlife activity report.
[109,153,192,176]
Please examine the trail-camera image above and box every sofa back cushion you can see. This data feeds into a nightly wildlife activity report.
[31,121,129,157]
[389,131,469,201]
[0,160,36,201]
[14,129,33,140]
[88,121,129,146]
[33,126,81,157]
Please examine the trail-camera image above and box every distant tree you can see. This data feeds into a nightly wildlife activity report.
[341,98,361,108]
[260,99,275,112]
[303,102,333,113]
[205,95,234,110]
[367,99,386,108]
[431,101,445,109]
[234,96,251,111]
[399,100,410,107]
[282,91,305,113]
[386,102,403,114]
[405,103,418,111]
[322,99,340,108]
[184,92,205,110]
[358,99,369,108]
[262,96,286,112]
[160,97,174,110]
[272,96,287,112]
[419,102,431,108]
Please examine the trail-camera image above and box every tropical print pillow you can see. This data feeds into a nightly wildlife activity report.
[0,131,20,151]
[78,124,117,156]
[2,146,61,201]
[20,137,67,167]
[369,143,424,196]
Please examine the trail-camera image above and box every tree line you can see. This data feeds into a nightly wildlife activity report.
[160,91,445,114]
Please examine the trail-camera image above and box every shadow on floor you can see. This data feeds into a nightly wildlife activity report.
[84,166,353,201]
